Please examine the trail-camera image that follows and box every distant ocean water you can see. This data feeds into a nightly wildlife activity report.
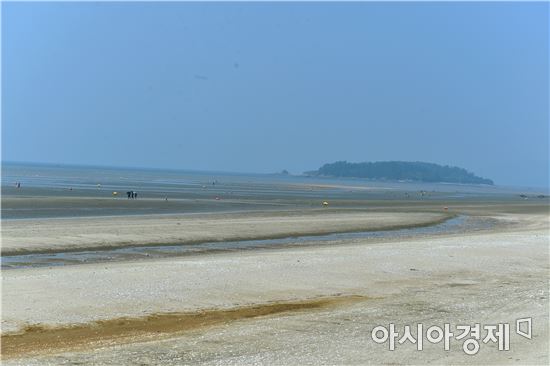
[1,161,542,195]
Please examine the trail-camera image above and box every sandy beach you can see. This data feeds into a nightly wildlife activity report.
[2,201,548,364]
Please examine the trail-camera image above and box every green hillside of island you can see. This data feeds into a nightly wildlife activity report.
[306,161,494,185]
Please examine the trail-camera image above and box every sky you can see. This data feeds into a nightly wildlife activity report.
[2,2,548,188]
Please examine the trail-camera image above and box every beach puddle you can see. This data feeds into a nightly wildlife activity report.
[2,215,495,269]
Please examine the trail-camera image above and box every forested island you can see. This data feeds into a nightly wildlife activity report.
[305,161,494,185]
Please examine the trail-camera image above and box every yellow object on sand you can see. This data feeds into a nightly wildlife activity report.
[322,201,329,206]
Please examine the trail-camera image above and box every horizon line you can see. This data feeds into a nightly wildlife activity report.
[2,160,549,192]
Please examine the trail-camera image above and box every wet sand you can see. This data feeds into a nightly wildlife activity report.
[1,195,293,219]
[1,207,548,364]
[4,182,542,220]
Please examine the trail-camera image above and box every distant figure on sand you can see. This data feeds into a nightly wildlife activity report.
[126,191,138,199]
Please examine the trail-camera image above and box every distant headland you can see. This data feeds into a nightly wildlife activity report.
[305,161,494,185]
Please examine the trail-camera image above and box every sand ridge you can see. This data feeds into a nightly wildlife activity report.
[1,210,450,255]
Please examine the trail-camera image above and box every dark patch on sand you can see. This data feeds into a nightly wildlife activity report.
[1,295,366,359]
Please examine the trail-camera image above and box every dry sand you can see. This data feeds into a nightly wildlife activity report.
[1,210,449,254]
[1,210,548,364]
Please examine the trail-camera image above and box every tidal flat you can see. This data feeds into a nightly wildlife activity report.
[2,164,548,364]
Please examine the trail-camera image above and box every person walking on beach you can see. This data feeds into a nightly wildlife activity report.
[127,191,132,199]
[133,191,138,199]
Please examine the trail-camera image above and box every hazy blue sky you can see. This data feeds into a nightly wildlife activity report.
[2,2,548,187]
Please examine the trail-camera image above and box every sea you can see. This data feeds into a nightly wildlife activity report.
[2,161,538,198]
